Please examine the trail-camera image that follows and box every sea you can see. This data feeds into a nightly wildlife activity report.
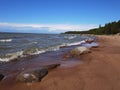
[0,32,93,62]
[0,32,98,78]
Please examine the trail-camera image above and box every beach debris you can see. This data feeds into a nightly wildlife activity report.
[16,67,48,83]
[44,63,60,70]
[70,46,91,56]
[0,74,4,81]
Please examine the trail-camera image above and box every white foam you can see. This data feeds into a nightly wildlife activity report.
[60,40,86,47]
[37,50,46,54]
[47,46,60,51]
[31,42,38,44]
[68,36,77,39]
[0,51,23,62]
[0,39,12,42]
[64,35,77,40]
[0,58,10,62]
[81,42,99,48]
[29,49,46,55]
[23,46,60,56]
[66,41,84,46]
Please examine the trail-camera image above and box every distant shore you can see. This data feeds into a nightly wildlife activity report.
[0,35,120,90]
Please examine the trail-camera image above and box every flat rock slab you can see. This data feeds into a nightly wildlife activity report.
[16,67,48,83]
[16,63,60,83]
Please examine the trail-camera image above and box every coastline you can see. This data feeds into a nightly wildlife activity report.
[0,35,120,90]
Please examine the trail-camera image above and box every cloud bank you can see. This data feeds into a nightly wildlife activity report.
[0,22,98,33]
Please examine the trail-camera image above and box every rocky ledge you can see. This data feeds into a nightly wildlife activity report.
[16,63,60,83]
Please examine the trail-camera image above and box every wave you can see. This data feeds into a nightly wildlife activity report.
[59,40,86,47]
[0,46,60,62]
[64,35,77,40]
[0,51,23,62]
[81,42,99,48]
[0,39,12,42]
[0,40,86,63]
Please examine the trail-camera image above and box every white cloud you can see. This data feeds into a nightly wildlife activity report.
[0,22,98,33]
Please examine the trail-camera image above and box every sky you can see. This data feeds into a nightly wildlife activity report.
[0,0,120,33]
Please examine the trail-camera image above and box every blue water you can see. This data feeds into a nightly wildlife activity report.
[0,32,90,62]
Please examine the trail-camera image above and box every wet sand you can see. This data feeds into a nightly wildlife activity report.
[0,35,120,90]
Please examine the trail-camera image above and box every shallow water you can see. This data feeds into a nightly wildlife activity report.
[0,45,82,77]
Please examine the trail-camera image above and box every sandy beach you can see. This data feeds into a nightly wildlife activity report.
[0,35,120,90]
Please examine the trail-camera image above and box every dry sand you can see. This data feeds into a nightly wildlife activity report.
[0,35,120,90]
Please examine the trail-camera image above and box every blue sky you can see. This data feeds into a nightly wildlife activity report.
[0,0,120,33]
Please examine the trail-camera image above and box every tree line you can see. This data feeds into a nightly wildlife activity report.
[64,20,120,35]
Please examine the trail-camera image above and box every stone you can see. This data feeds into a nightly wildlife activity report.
[0,74,4,81]
[70,46,91,56]
[16,67,48,83]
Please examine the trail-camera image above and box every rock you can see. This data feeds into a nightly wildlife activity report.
[70,46,91,56]
[0,74,4,81]
[16,67,48,83]
[116,33,120,36]
[44,63,60,70]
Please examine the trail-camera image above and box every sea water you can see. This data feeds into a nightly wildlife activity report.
[0,32,91,62]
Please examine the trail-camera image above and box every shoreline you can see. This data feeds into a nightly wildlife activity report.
[0,35,120,90]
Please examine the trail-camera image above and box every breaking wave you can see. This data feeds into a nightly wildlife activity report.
[0,39,12,42]
[0,40,86,62]
[64,35,77,40]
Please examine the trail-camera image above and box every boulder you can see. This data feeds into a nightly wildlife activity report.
[70,46,91,56]
[0,74,4,81]
[44,63,60,70]
[16,67,48,83]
